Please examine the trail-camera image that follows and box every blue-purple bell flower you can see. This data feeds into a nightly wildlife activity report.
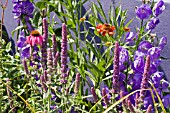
[162,94,170,109]
[159,36,167,49]
[153,0,165,17]
[146,18,160,30]
[136,4,152,20]
[138,41,153,54]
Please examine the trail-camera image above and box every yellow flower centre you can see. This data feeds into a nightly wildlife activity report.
[31,30,40,36]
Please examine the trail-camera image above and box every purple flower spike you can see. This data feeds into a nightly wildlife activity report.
[146,105,152,113]
[140,55,151,102]
[120,91,126,107]
[91,87,98,102]
[136,4,152,20]
[6,79,16,112]
[41,18,48,70]
[102,88,109,106]
[47,48,53,74]
[127,100,135,113]
[112,41,120,94]
[40,71,48,92]
[53,52,59,74]
[52,34,57,57]
[60,23,68,84]
[74,73,80,94]
[23,59,29,74]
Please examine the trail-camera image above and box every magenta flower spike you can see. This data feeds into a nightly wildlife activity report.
[146,105,152,113]
[53,52,60,74]
[41,18,48,70]
[140,55,151,102]
[74,73,81,94]
[52,34,57,57]
[47,48,53,74]
[60,23,68,84]
[112,41,120,94]
[127,100,135,113]
[23,59,29,74]
[102,88,109,106]
[91,87,98,102]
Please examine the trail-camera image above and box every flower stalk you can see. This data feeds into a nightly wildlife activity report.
[112,41,120,94]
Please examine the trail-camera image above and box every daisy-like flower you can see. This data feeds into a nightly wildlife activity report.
[26,30,43,46]
[96,23,115,36]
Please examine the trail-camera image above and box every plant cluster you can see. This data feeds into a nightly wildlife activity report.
[0,0,169,113]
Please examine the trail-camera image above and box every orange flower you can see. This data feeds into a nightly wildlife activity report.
[79,17,85,22]
[26,30,43,46]
[96,23,115,36]
[123,27,130,32]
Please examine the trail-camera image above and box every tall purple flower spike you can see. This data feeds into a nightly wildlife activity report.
[146,105,152,113]
[140,55,151,102]
[91,87,98,102]
[23,59,29,74]
[74,73,80,94]
[53,52,59,74]
[40,70,48,92]
[6,78,16,112]
[52,34,57,57]
[112,41,120,94]
[102,88,109,106]
[60,23,68,84]
[41,18,48,70]
[127,100,135,113]
[47,48,53,74]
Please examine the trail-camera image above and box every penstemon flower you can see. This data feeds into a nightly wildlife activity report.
[153,0,165,17]
[12,0,34,22]
[136,4,152,20]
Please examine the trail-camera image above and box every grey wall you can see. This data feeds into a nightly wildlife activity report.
[1,0,170,81]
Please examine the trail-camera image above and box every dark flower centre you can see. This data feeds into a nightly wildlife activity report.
[31,30,40,36]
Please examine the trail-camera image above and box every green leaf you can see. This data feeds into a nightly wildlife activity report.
[11,26,24,37]
[6,42,11,52]
[125,18,134,27]
[35,1,46,10]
